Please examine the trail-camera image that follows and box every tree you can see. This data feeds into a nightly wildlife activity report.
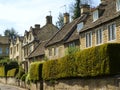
[72,0,81,20]
[71,0,92,20]
[4,28,18,40]
[56,13,64,29]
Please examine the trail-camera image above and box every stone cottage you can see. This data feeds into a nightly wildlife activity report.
[79,0,120,49]
[45,9,89,60]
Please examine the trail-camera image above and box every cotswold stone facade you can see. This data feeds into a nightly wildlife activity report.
[80,0,120,50]
[10,36,23,63]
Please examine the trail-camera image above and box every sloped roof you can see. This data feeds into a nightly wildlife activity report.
[64,28,79,43]
[37,24,59,41]
[0,36,9,44]
[28,41,47,58]
[28,24,58,58]
[46,14,88,46]
[80,0,120,33]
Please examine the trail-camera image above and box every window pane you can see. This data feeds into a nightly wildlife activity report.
[108,24,116,41]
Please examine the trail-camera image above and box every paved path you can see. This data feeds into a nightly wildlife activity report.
[0,83,27,90]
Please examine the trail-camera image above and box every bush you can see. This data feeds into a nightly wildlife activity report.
[15,66,25,79]
[42,43,120,80]
[21,73,27,81]
[29,62,43,82]
[0,66,5,77]
[26,73,30,84]
[7,68,17,77]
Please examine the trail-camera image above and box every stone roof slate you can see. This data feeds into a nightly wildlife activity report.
[46,14,88,46]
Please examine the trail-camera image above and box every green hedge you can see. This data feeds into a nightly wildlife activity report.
[29,62,43,82]
[42,43,120,80]
[21,73,27,81]
[7,68,17,77]
[0,66,5,77]
[15,66,25,79]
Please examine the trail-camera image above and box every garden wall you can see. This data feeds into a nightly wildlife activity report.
[43,76,120,90]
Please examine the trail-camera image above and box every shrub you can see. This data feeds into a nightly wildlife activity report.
[42,43,120,80]
[0,66,5,77]
[26,73,31,84]
[21,73,27,81]
[7,68,17,77]
[29,62,43,82]
[15,66,25,79]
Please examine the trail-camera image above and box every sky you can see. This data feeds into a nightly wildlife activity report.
[0,0,100,36]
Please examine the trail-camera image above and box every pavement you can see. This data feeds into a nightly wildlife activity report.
[0,83,27,90]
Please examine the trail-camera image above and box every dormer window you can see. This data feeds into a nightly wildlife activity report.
[93,10,99,21]
[116,0,120,11]
[77,22,84,32]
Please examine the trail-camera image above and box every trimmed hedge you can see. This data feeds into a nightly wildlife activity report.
[29,62,43,82]
[42,43,120,80]
[7,68,17,77]
[0,66,5,77]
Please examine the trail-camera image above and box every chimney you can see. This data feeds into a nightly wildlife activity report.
[34,24,40,29]
[64,13,69,24]
[80,4,90,15]
[46,16,52,24]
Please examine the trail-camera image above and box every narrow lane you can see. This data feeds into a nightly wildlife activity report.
[0,83,26,90]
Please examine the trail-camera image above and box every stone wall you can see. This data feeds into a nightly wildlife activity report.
[0,77,6,84]
[1,77,120,90]
[44,77,120,90]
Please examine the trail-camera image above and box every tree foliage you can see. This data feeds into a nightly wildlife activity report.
[72,0,92,20]
[4,28,18,39]
[56,13,64,29]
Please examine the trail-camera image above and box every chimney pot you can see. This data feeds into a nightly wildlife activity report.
[64,13,69,24]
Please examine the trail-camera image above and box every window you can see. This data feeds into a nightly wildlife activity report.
[116,0,120,11]
[108,23,116,41]
[96,29,103,45]
[86,32,92,47]
[93,10,99,21]
[54,47,58,56]
[6,48,9,54]
[69,42,75,47]
[49,48,52,56]
[77,22,84,32]
[0,48,2,54]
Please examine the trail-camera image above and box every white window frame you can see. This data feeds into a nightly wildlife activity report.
[93,10,99,22]
[108,23,116,41]
[116,0,120,11]
[86,32,92,48]
[96,28,103,45]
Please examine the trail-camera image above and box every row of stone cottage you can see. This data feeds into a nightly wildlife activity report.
[8,0,120,72]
